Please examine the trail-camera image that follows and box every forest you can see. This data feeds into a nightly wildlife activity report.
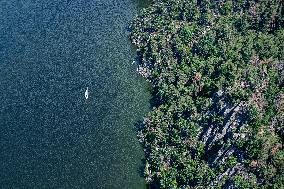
[130,0,284,188]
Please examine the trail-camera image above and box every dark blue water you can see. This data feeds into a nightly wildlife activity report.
[0,0,150,188]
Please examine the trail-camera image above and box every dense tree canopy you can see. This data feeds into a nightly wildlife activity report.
[131,0,283,188]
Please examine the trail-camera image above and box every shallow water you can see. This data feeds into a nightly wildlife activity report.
[0,0,150,188]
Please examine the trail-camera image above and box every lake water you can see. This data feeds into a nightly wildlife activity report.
[0,0,150,188]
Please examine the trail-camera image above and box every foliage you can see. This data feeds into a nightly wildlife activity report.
[131,0,284,188]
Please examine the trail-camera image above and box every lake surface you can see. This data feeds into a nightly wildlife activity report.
[0,0,150,188]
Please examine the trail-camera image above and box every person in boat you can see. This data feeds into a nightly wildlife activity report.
[85,87,89,99]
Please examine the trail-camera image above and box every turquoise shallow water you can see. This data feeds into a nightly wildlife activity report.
[0,0,150,188]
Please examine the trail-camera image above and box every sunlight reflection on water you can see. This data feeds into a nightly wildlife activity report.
[0,0,150,188]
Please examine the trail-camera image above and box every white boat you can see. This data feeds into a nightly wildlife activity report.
[85,87,89,99]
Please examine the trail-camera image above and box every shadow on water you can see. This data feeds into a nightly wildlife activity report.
[133,93,162,189]
[128,0,164,187]
[131,49,163,189]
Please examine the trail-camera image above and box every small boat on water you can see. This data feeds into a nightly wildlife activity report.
[85,87,89,99]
